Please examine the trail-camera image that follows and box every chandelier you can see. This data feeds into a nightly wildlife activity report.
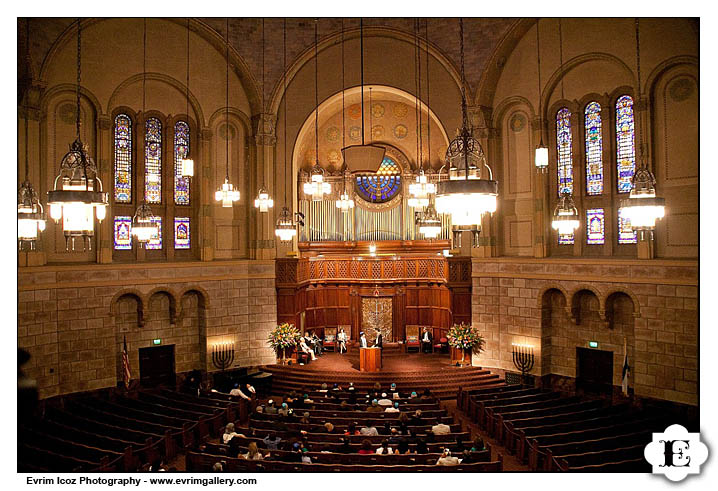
[619,19,665,240]
[275,206,303,243]
[303,163,331,201]
[340,18,386,173]
[408,171,435,208]
[335,174,355,212]
[534,20,548,172]
[417,200,441,239]
[254,186,274,212]
[180,19,194,177]
[215,18,240,208]
[47,20,108,252]
[435,19,497,238]
[552,191,580,235]
[18,19,45,251]
[131,201,158,246]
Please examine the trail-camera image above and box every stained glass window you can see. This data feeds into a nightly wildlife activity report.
[174,121,190,205]
[145,117,162,204]
[586,208,605,245]
[355,156,401,203]
[556,108,573,196]
[584,102,603,195]
[146,216,163,250]
[558,232,574,245]
[618,207,637,244]
[113,216,132,250]
[114,114,132,203]
[174,217,190,249]
[616,95,635,193]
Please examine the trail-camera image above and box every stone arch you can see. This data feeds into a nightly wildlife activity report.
[604,291,637,331]
[491,95,536,130]
[40,84,103,120]
[177,288,209,373]
[604,288,641,318]
[644,55,698,100]
[569,286,603,326]
[145,288,179,326]
[536,284,570,309]
[107,72,205,127]
[38,18,261,116]
[110,290,145,327]
[540,287,570,378]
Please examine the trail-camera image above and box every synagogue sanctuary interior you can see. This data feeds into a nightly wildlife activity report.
[16,15,699,474]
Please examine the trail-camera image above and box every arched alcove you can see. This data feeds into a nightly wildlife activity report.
[540,288,570,378]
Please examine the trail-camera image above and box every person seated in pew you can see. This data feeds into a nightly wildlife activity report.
[396,437,413,455]
[339,400,352,412]
[366,399,384,413]
[332,383,342,391]
[337,437,353,454]
[385,401,400,413]
[436,448,460,466]
[263,433,282,451]
[423,428,435,443]
[376,439,394,454]
[431,418,451,436]
[319,383,328,392]
[409,410,423,427]
[227,435,243,458]
[278,402,290,417]
[323,422,335,433]
[300,448,312,463]
[244,442,269,461]
[379,422,392,436]
[470,437,485,452]
[373,382,382,391]
[264,400,278,415]
[344,422,361,436]
[360,423,379,436]
[228,383,252,400]
[148,458,168,472]
[212,461,225,472]
[420,388,435,402]
[409,391,418,400]
[415,438,429,454]
[459,449,479,464]
[397,412,409,433]
[299,412,311,425]
[388,428,401,446]
[255,405,264,414]
[223,423,242,444]
[389,382,397,394]
[358,439,374,455]
[377,393,393,407]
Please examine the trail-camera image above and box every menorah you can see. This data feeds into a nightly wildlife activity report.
[212,341,235,371]
[512,343,535,385]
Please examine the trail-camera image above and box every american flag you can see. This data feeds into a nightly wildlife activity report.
[621,337,630,396]
[122,336,132,390]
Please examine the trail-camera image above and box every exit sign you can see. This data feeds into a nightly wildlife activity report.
[153,339,162,345]
[588,341,598,348]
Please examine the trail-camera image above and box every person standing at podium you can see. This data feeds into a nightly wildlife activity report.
[374,329,383,349]
[360,332,368,348]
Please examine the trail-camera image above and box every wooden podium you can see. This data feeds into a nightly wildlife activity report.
[360,347,382,372]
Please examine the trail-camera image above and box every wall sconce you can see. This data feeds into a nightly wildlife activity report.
[212,341,235,371]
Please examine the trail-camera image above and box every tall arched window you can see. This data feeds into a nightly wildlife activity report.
[145,117,163,204]
[584,102,603,195]
[174,121,190,205]
[616,95,635,193]
[556,107,573,196]
[114,114,132,203]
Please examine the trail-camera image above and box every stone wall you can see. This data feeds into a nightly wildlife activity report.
[18,260,277,399]
[471,257,698,405]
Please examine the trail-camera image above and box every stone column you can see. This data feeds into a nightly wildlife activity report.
[532,117,549,258]
[96,114,113,263]
[252,113,277,260]
[199,127,215,261]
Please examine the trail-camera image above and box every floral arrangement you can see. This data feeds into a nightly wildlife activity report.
[447,323,485,351]
[267,323,302,351]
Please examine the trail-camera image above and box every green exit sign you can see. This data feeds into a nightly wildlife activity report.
[588,341,598,348]
[153,339,162,345]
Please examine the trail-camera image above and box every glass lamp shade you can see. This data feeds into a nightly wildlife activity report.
[417,202,442,239]
[275,206,297,243]
[303,164,331,201]
[17,181,46,248]
[254,188,274,213]
[552,192,580,234]
[619,166,666,231]
[408,172,436,208]
[435,178,498,227]
[535,145,549,171]
[215,178,240,208]
[336,191,355,211]
[131,202,158,245]
[181,157,194,177]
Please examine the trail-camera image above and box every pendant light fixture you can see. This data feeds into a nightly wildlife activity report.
[416,21,440,240]
[302,19,331,202]
[254,18,274,213]
[47,19,108,252]
[619,18,665,239]
[130,19,158,247]
[180,19,194,177]
[550,19,580,236]
[276,19,304,243]
[18,19,46,251]
[335,20,355,213]
[534,19,548,171]
[408,19,435,209]
[340,18,386,173]
[435,18,497,247]
[215,18,241,208]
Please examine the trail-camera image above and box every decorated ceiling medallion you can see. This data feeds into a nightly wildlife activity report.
[371,103,385,118]
[392,103,408,118]
[326,126,340,142]
[348,104,361,120]
[349,126,362,141]
[372,125,384,139]
[393,124,408,139]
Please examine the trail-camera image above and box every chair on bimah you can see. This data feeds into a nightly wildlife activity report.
[433,336,449,354]
[405,325,420,353]
[323,327,337,352]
